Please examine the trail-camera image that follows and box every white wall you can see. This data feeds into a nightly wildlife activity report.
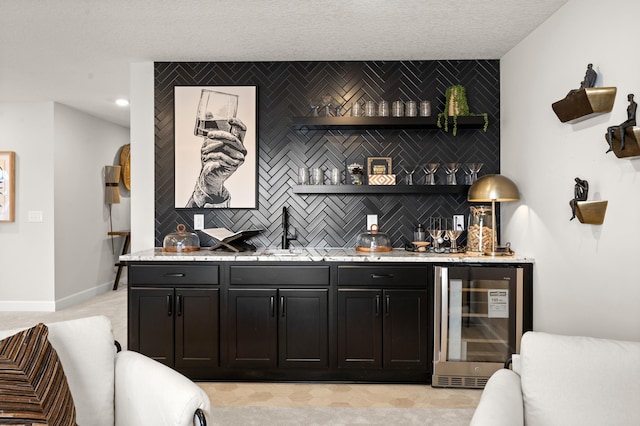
[0,102,129,310]
[53,103,130,306]
[129,62,155,253]
[0,102,56,309]
[501,0,640,340]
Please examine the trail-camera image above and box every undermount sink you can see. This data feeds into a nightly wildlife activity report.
[263,249,304,256]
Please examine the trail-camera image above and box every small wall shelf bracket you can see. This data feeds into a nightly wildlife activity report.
[605,127,640,158]
[572,201,608,225]
[552,87,617,123]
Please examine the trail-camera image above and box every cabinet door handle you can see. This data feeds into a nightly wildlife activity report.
[163,273,185,277]
[167,295,173,316]
[371,274,394,279]
[176,294,182,316]
[385,295,390,317]
[270,296,275,317]
[375,295,380,317]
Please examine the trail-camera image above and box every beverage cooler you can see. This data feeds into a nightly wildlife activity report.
[432,265,528,389]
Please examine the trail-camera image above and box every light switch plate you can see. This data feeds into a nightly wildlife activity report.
[194,214,204,230]
[367,214,378,231]
[453,214,465,230]
[27,210,43,223]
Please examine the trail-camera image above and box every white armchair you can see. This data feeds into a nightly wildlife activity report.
[471,331,640,426]
[0,316,210,426]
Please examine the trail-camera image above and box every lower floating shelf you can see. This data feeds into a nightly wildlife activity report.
[292,185,470,195]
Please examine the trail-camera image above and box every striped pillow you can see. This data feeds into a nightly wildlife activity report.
[0,323,76,425]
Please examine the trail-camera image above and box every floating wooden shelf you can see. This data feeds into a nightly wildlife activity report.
[605,127,640,158]
[292,184,470,195]
[291,116,486,130]
[552,87,617,123]
[572,200,608,225]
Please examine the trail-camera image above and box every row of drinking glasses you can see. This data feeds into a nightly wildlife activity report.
[401,163,483,185]
[425,217,464,253]
[309,95,431,117]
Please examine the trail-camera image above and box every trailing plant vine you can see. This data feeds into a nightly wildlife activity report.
[437,84,489,136]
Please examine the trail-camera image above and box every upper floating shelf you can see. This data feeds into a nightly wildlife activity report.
[291,116,487,130]
[551,87,617,123]
[292,184,470,195]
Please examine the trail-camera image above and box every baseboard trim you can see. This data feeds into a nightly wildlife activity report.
[55,282,114,311]
[0,281,115,312]
[0,300,56,312]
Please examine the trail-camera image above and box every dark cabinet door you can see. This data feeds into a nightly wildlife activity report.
[227,288,278,368]
[382,289,429,369]
[129,287,175,366]
[337,288,430,370]
[278,289,329,369]
[337,289,382,369]
[175,288,219,369]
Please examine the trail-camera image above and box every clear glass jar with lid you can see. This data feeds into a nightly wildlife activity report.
[467,206,494,253]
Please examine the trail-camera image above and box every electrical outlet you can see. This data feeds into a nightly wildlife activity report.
[194,214,204,230]
[367,214,378,231]
[453,214,465,231]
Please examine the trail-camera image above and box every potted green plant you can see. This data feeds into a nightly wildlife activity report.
[437,84,489,136]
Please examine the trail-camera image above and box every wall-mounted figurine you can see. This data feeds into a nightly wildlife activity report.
[569,177,589,221]
[552,63,616,123]
[568,177,608,225]
[606,93,637,153]
[567,63,597,97]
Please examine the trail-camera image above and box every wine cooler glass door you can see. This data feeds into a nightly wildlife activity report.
[433,266,524,388]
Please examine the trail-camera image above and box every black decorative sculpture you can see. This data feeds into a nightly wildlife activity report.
[606,93,637,152]
[567,63,597,97]
[569,177,589,221]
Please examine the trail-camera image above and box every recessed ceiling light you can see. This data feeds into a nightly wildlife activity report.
[115,99,129,107]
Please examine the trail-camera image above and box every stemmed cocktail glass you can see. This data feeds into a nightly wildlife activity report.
[422,163,439,185]
[321,94,334,116]
[466,163,483,184]
[427,217,444,252]
[401,165,420,185]
[444,162,461,185]
[446,219,464,253]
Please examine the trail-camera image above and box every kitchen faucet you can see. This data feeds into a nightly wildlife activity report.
[281,206,297,249]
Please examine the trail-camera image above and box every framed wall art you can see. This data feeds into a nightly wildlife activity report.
[174,86,258,209]
[0,151,15,222]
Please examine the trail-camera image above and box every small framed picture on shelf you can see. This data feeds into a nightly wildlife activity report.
[366,156,392,183]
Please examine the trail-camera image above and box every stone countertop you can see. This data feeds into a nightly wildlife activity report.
[121,248,534,263]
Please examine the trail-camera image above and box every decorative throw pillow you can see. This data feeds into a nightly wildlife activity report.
[0,323,77,425]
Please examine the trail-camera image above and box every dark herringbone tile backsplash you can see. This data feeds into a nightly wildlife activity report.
[155,61,500,248]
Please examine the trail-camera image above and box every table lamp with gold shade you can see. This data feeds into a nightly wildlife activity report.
[467,174,520,256]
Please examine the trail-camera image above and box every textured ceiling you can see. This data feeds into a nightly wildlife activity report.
[0,0,567,128]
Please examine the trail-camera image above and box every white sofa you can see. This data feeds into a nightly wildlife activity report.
[0,315,210,426]
[470,331,640,426]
